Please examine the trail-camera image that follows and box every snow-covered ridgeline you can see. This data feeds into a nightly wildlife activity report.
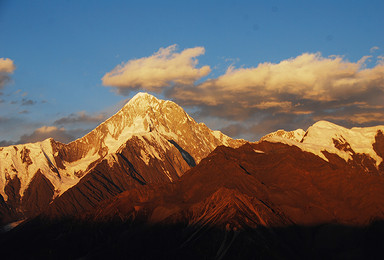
[262,121,384,166]
[261,129,306,142]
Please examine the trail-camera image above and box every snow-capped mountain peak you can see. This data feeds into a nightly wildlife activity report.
[0,93,244,219]
[125,92,162,107]
[308,120,343,130]
[302,121,384,165]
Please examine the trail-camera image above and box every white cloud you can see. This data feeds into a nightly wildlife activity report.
[36,126,61,133]
[0,58,16,89]
[102,46,384,140]
[0,58,15,73]
[370,46,380,53]
[18,126,75,144]
[168,52,384,123]
[172,53,384,105]
[102,44,211,93]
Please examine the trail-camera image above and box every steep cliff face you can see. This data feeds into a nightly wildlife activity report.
[0,93,244,223]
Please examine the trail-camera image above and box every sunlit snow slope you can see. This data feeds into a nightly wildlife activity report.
[262,120,384,173]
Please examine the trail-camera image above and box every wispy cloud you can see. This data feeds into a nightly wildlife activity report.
[21,98,36,106]
[102,44,211,94]
[370,46,380,53]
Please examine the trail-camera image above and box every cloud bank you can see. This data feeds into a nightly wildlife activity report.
[54,111,106,125]
[170,52,384,119]
[16,126,90,144]
[103,45,384,140]
[102,44,211,94]
[17,126,74,144]
[0,58,15,89]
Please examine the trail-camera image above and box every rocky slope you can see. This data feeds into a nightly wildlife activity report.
[0,93,244,223]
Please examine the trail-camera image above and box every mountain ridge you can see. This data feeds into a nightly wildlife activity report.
[261,120,384,171]
[2,94,384,259]
[1,93,384,226]
[0,92,244,223]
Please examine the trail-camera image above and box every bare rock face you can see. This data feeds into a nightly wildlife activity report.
[4,175,21,212]
[0,93,243,224]
[0,194,18,224]
[21,170,54,217]
[373,130,384,171]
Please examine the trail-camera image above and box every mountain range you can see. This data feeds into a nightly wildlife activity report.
[1,93,384,259]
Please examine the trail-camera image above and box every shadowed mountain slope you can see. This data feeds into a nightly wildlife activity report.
[91,140,384,227]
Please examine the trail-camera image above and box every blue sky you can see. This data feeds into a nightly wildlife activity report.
[1,0,384,144]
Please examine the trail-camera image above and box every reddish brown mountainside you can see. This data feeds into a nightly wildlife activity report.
[92,140,384,226]
[2,133,384,259]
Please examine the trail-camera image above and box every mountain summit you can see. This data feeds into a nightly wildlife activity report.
[0,93,244,222]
